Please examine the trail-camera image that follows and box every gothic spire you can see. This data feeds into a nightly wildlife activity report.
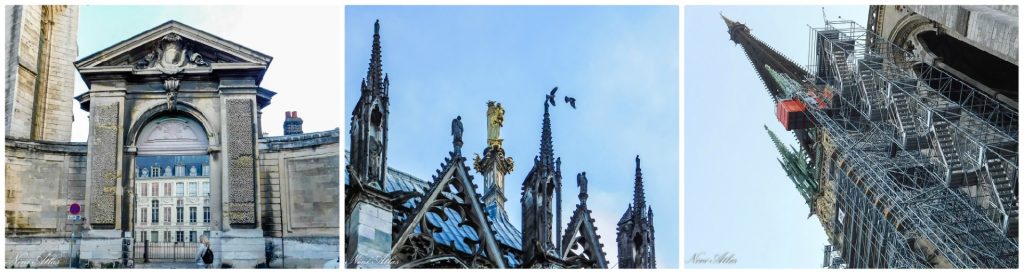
[721,14,809,103]
[633,155,646,215]
[365,19,384,93]
[721,13,739,30]
[727,15,819,170]
[764,125,819,206]
[765,124,791,158]
[539,93,555,171]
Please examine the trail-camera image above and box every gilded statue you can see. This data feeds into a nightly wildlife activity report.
[486,101,505,146]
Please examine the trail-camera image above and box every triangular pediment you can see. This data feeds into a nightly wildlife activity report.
[75,20,272,71]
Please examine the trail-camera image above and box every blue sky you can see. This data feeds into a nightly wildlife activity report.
[345,6,679,268]
[683,6,866,268]
[71,6,341,141]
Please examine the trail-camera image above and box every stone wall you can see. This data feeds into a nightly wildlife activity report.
[4,5,78,142]
[907,5,1018,64]
[5,138,86,234]
[5,237,75,268]
[346,202,391,268]
[258,129,340,268]
[4,138,86,267]
[877,5,1018,65]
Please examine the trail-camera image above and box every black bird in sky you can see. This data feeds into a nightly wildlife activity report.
[564,96,576,109]
[546,87,558,106]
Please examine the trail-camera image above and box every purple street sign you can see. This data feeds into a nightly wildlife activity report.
[70,203,81,215]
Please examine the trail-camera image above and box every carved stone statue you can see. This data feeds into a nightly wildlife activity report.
[577,172,588,196]
[136,51,156,69]
[452,116,464,153]
[190,51,208,66]
[486,101,505,146]
[368,137,382,181]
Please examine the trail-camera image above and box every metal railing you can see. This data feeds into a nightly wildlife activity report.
[133,240,200,262]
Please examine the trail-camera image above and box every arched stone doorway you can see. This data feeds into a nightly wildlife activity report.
[129,116,217,262]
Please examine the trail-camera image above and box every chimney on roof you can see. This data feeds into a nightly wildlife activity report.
[284,111,304,135]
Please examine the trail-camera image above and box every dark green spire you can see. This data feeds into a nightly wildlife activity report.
[765,125,819,210]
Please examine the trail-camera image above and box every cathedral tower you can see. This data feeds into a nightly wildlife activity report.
[5,5,78,141]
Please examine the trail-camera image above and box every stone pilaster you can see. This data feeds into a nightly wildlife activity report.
[224,97,258,227]
[83,81,126,230]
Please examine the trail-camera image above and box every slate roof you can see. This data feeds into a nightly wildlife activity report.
[344,160,524,267]
[384,168,523,267]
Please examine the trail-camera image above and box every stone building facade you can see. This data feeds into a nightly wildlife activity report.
[5,10,339,268]
[132,154,213,245]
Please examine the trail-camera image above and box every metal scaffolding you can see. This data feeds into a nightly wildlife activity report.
[785,20,1019,268]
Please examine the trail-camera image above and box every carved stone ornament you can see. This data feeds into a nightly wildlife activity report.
[164,77,180,110]
[135,33,210,74]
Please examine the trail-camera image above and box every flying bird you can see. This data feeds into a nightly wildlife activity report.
[546,87,558,106]
[564,96,576,109]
